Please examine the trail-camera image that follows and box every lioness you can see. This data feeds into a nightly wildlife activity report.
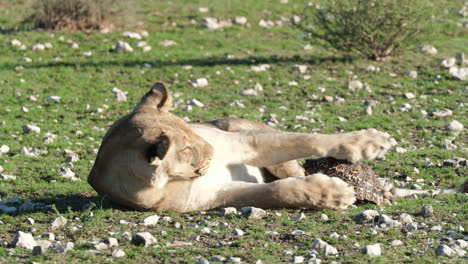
[89,82,400,212]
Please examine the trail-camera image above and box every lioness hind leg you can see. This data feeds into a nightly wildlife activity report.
[206,117,305,179]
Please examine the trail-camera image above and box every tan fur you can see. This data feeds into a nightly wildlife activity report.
[89,82,400,212]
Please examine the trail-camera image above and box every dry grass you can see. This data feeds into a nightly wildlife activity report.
[25,0,133,30]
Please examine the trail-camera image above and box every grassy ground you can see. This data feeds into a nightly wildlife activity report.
[0,0,466,263]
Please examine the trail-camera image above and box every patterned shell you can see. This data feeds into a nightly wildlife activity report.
[303,157,385,205]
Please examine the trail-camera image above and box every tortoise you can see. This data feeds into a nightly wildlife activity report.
[303,157,467,206]
[303,157,394,205]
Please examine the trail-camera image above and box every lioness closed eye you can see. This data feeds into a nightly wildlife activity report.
[88,82,465,212]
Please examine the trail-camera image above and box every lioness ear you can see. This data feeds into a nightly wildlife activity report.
[137,82,172,112]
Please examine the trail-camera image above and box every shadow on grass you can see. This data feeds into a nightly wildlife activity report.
[29,193,129,214]
[0,55,353,71]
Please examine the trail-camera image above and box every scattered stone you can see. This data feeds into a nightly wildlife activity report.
[234,16,247,25]
[32,240,52,255]
[11,39,22,46]
[228,257,242,263]
[23,124,41,134]
[0,174,16,180]
[348,80,364,90]
[46,96,61,103]
[220,207,237,216]
[456,52,466,65]
[429,109,453,117]
[112,87,128,102]
[294,212,306,221]
[407,71,418,78]
[41,233,55,241]
[51,241,74,253]
[83,51,92,56]
[32,43,45,51]
[192,78,208,88]
[292,256,304,263]
[449,67,468,81]
[196,259,209,264]
[51,216,67,229]
[58,167,76,180]
[399,213,413,224]
[431,225,442,232]
[65,153,79,163]
[241,207,266,219]
[112,41,133,52]
[362,106,372,116]
[435,244,455,257]
[159,40,177,47]
[404,92,415,99]
[442,157,467,167]
[362,244,382,256]
[189,99,204,107]
[0,145,10,153]
[122,31,142,39]
[232,228,244,236]
[353,210,379,224]
[320,214,329,221]
[390,240,403,246]
[131,232,157,247]
[419,45,437,55]
[229,100,245,108]
[312,239,338,256]
[444,120,464,131]
[240,89,257,96]
[456,239,468,249]
[211,255,226,262]
[92,242,108,250]
[112,249,126,258]
[250,64,270,72]
[376,214,402,227]
[142,214,160,226]
[292,65,307,73]
[440,58,457,68]
[11,231,36,250]
[202,17,232,30]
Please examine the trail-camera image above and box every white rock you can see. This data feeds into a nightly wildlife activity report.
[58,167,75,179]
[404,92,415,99]
[241,89,257,96]
[44,42,52,49]
[220,207,237,215]
[241,207,266,219]
[449,67,468,80]
[250,64,270,72]
[32,43,45,51]
[254,83,263,91]
[435,244,455,257]
[21,106,29,112]
[22,124,41,134]
[131,232,157,247]
[142,46,152,52]
[159,40,177,47]
[353,210,379,224]
[234,16,247,25]
[189,99,204,107]
[362,106,372,116]
[199,7,209,12]
[202,17,232,30]
[445,120,464,131]
[456,240,468,249]
[192,78,208,88]
[103,237,118,247]
[65,153,79,163]
[291,15,301,24]
[362,244,381,256]
[51,216,67,229]
[52,241,74,253]
[112,41,133,52]
[32,240,52,255]
[376,214,402,227]
[419,45,437,55]
[407,71,418,78]
[0,174,16,180]
[41,233,55,241]
[292,65,307,73]
[112,87,128,102]
[46,96,61,103]
[294,212,306,221]
[11,231,36,250]
[122,31,142,39]
[312,239,338,256]
[0,145,10,153]
[142,215,160,226]
[92,242,108,250]
[229,100,245,108]
[440,58,456,68]
[390,240,403,246]
[201,227,210,233]
[292,256,304,263]
[232,228,244,236]
[11,39,22,46]
[112,249,126,258]
[429,109,452,117]
[0,165,3,172]
[83,51,92,56]
[347,80,364,90]
[399,213,413,224]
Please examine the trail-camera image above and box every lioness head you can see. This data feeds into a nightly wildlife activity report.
[88,82,214,199]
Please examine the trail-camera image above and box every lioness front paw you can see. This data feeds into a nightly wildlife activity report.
[327,129,396,163]
[301,173,356,210]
